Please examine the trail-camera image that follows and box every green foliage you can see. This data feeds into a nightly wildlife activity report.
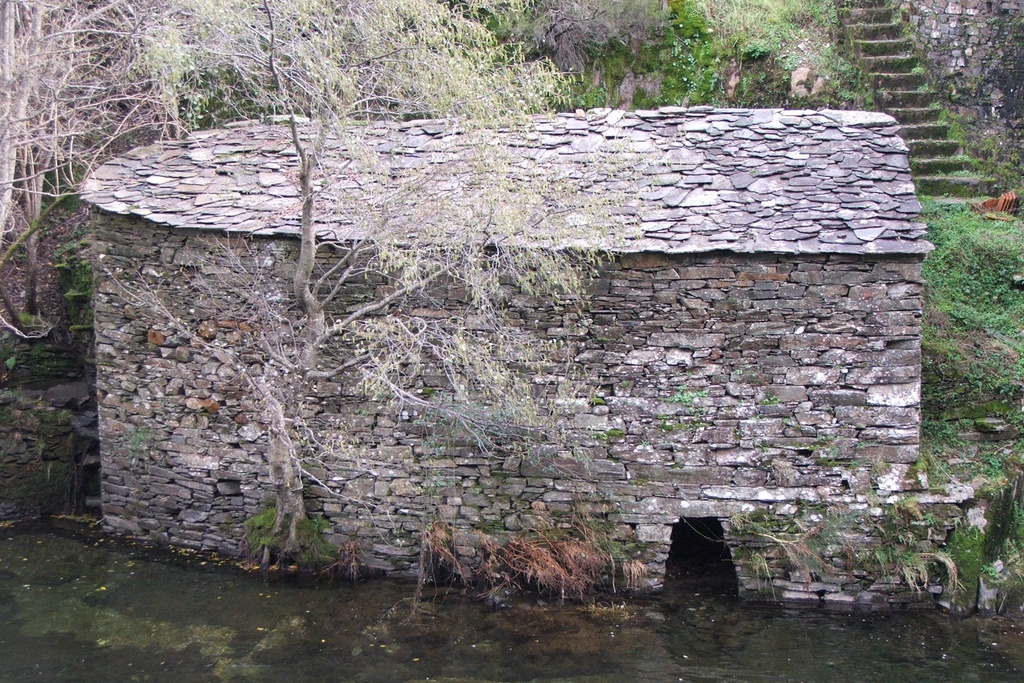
[941,108,1024,186]
[872,545,960,594]
[730,509,837,577]
[669,387,707,406]
[177,67,271,130]
[562,0,720,108]
[598,428,626,441]
[693,0,837,62]
[982,481,1024,563]
[731,505,962,594]
[691,0,863,106]
[656,0,720,106]
[920,200,1024,413]
[859,503,962,593]
[923,201,1024,341]
[126,427,151,467]
[1,337,15,382]
[946,480,1024,610]
[0,342,83,390]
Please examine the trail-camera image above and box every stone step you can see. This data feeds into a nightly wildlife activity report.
[875,90,935,108]
[886,107,941,124]
[872,72,928,90]
[847,22,904,41]
[906,138,962,157]
[844,7,896,24]
[930,196,993,207]
[898,122,950,141]
[849,0,894,8]
[859,54,920,73]
[855,38,914,57]
[911,157,973,175]
[914,175,998,198]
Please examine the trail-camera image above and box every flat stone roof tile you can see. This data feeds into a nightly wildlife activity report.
[81,107,932,256]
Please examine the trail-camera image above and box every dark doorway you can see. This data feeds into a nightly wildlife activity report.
[665,517,737,593]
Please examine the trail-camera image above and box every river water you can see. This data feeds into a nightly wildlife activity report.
[1,523,1023,682]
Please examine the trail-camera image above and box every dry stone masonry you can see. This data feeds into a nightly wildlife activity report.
[0,387,97,520]
[897,0,1024,167]
[82,107,971,607]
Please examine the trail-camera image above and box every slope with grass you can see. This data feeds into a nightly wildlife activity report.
[916,199,1024,612]
[504,0,866,110]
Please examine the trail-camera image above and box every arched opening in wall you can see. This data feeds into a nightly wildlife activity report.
[665,517,737,593]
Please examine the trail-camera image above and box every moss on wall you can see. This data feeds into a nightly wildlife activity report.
[0,395,78,519]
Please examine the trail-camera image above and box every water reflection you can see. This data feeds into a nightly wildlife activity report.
[1,524,1022,682]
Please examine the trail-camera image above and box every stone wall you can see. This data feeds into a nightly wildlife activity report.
[898,0,1024,166]
[0,393,86,519]
[91,213,967,605]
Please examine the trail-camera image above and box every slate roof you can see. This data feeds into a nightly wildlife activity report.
[81,107,931,255]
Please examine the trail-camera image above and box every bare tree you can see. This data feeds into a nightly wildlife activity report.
[107,0,631,561]
[0,0,182,337]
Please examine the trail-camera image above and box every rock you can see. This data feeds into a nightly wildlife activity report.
[216,481,242,495]
[959,418,1020,441]
[791,65,814,97]
[978,577,999,614]
[237,423,263,441]
[975,417,1014,434]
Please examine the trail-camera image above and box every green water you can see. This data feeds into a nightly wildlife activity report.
[1,526,1023,682]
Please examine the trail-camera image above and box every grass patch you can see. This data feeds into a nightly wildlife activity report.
[920,200,1024,414]
[691,0,865,106]
[918,200,1024,491]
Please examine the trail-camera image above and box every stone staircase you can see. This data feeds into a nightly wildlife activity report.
[842,0,997,197]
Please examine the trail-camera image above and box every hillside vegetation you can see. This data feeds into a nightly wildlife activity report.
[496,0,864,110]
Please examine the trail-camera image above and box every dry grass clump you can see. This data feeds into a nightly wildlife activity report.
[319,539,364,581]
[421,520,648,602]
[481,534,607,601]
[420,520,470,585]
[621,558,649,590]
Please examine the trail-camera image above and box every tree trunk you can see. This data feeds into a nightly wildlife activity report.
[0,0,18,245]
[255,377,308,556]
[20,150,44,316]
[24,230,37,315]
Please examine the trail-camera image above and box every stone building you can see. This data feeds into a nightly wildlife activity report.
[82,107,971,606]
